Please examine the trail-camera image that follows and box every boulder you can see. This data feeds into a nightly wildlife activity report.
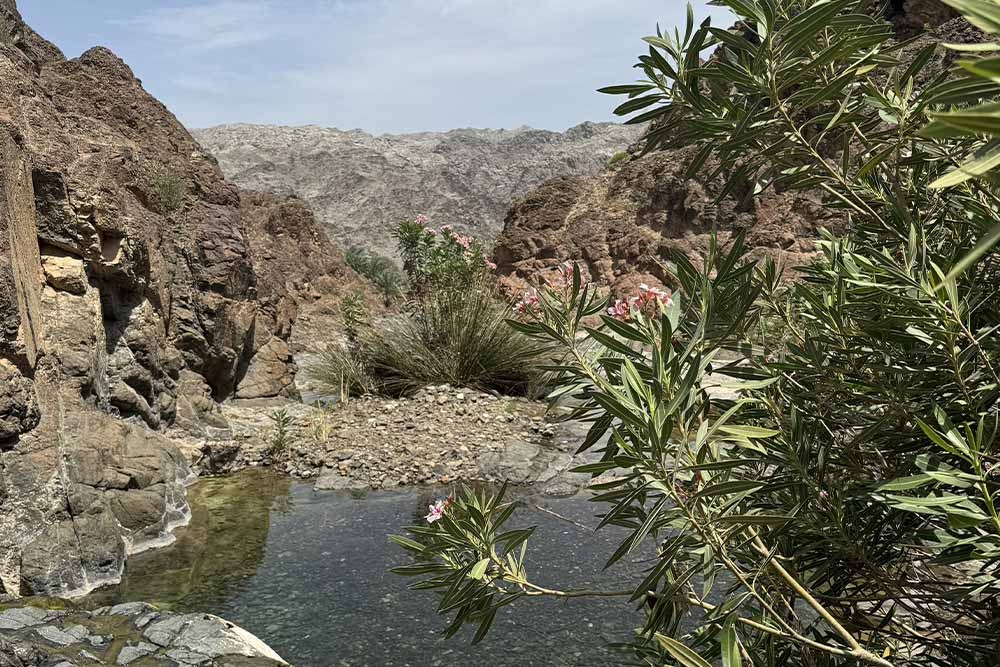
[0,604,287,666]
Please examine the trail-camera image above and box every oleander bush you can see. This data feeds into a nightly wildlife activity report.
[394,215,497,293]
[392,1,1000,666]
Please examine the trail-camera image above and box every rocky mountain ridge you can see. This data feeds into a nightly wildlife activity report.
[193,122,643,257]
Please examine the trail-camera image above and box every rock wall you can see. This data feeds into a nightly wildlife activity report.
[0,1,347,597]
[494,149,840,294]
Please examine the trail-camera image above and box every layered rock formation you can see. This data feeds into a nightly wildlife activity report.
[0,1,350,597]
[193,122,644,257]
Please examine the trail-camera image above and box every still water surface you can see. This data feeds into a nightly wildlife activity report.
[85,470,652,666]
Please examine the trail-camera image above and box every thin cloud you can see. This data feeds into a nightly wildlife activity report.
[116,1,288,50]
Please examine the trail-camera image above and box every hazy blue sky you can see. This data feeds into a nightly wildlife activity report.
[20,1,730,134]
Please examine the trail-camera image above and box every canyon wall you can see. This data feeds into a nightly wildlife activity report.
[0,1,349,596]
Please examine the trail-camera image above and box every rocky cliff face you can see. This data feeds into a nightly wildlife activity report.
[192,122,644,257]
[0,2,348,597]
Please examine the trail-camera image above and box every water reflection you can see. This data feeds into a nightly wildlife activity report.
[85,469,292,610]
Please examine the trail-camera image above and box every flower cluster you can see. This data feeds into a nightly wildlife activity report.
[425,497,452,523]
[512,289,540,315]
[607,283,673,321]
[415,214,430,226]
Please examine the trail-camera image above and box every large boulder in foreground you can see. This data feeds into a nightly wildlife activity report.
[0,602,287,666]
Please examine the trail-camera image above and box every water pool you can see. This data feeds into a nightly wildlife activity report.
[83,469,654,666]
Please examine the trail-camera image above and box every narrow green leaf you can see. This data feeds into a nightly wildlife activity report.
[655,634,713,667]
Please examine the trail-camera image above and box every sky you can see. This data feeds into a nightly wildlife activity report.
[19,1,730,135]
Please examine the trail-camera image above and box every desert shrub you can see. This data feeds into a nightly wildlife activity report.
[153,168,185,213]
[310,341,376,399]
[392,2,1000,666]
[313,281,540,397]
[345,246,406,305]
[313,216,525,397]
[393,214,496,293]
[607,150,628,166]
[340,291,369,342]
[266,408,293,458]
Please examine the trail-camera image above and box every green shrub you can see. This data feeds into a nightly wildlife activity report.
[393,215,496,293]
[313,282,540,397]
[310,341,376,399]
[392,1,1000,665]
[266,408,293,458]
[607,150,628,166]
[153,168,185,213]
[344,246,406,305]
[339,291,369,342]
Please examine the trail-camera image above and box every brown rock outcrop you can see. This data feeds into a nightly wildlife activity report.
[234,190,368,398]
[0,1,350,596]
[495,148,841,293]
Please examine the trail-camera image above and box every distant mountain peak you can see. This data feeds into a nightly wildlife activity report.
[192,122,643,257]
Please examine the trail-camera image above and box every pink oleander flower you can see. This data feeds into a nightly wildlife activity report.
[456,235,472,250]
[425,497,451,523]
[485,259,497,270]
[544,260,590,291]
[415,214,429,226]
[426,227,438,236]
[637,283,673,308]
[607,298,630,320]
[440,224,453,233]
[513,289,540,315]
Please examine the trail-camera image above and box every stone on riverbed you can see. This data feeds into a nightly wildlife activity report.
[0,603,287,666]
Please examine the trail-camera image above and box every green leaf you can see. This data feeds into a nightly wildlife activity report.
[597,84,656,95]
[692,480,765,501]
[655,634,713,667]
[469,558,490,581]
[877,475,935,491]
[926,102,1000,135]
[944,0,1000,34]
[719,425,780,439]
[716,514,793,525]
[720,622,741,667]
[929,142,1000,188]
[389,535,426,552]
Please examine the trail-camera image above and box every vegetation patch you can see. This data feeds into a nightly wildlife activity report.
[312,216,541,398]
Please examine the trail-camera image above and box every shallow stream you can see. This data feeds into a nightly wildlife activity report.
[82,470,653,666]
